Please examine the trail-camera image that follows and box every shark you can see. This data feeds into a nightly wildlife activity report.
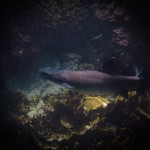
[39,59,141,95]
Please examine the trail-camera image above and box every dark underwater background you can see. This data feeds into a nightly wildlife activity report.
[0,0,150,150]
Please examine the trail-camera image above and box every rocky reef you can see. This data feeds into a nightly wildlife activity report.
[16,88,150,150]
[17,90,109,149]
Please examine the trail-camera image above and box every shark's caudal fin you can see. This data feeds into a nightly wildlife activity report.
[101,57,143,79]
[134,64,143,79]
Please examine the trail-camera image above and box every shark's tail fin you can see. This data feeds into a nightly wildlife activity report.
[134,64,143,80]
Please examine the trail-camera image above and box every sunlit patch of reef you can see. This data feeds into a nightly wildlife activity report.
[16,88,150,149]
[17,90,108,149]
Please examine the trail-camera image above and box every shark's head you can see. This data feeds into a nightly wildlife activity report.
[39,67,65,84]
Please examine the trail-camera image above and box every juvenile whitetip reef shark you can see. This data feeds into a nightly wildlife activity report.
[39,59,141,94]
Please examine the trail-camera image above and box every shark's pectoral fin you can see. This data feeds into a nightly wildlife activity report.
[62,83,75,89]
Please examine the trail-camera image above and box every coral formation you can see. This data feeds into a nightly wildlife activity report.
[113,27,129,46]
[80,96,109,113]
[93,2,129,22]
[79,63,94,70]
[63,53,81,70]
[17,90,109,149]
[16,88,150,149]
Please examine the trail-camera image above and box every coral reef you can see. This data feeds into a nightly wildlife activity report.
[113,27,129,46]
[92,2,129,22]
[1,0,150,150]
[17,90,109,149]
[35,0,88,28]
[63,53,81,70]
[79,63,94,70]
[16,88,150,149]
[80,96,109,113]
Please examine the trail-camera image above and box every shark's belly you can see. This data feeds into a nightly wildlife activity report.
[67,79,118,94]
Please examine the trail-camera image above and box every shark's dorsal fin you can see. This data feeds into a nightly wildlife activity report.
[102,57,116,75]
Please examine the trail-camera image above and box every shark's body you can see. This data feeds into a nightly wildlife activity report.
[39,67,141,94]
